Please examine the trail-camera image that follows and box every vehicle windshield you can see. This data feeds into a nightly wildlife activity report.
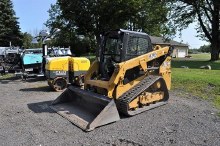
[25,49,42,54]
[104,37,121,55]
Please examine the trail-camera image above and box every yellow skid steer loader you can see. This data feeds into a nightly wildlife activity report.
[50,29,173,131]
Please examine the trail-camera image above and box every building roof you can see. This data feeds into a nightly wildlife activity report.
[150,36,188,47]
[119,29,148,36]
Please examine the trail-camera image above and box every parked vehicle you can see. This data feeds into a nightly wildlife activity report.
[51,29,173,131]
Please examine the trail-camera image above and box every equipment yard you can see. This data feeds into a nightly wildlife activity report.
[0,76,219,146]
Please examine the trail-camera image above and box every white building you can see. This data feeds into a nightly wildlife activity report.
[150,36,189,58]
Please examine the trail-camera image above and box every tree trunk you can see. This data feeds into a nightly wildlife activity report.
[95,33,101,57]
[210,3,220,61]
[210,43,220,61]
[210,39,220,61]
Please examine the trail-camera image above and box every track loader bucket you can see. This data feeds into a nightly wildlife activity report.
[50,86,120,131]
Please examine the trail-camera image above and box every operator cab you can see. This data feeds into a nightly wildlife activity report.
[99,29,152,80]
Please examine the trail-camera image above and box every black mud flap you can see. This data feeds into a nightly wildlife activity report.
[50,86,120,131]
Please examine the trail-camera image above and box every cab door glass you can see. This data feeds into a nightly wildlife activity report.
[127,36,149,56]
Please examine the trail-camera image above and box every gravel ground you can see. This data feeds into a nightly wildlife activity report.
[0,76,220,146]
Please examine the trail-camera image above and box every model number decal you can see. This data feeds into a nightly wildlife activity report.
[25,68,33,71]
[54,71,66,75]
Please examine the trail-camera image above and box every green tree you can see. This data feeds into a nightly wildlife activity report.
[46,0,172,55]
[199,44,211,53]
[58,0,171,41]
[0,0,22,46]
[170,0,220,60]
[22,32,33,48]
[45,3,102,55]
[126,0,174,37]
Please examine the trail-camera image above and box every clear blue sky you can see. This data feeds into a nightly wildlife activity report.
[12,0,208,49]
[12,0,56,34]
[174,23,208,49]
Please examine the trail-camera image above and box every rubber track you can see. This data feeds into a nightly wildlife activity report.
[116,75,169,116]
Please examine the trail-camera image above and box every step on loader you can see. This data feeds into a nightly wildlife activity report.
[51,29,173,131]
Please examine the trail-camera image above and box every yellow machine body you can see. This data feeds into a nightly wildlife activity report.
[45,56,90,91]
[84,46,171,99]
[51,29,172,131]
[69,57,91,73]
[45,56,70,71]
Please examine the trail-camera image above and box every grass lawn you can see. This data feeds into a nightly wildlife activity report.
[0,73,14,79]
[172,53,220,70]
[171,53,220,110]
